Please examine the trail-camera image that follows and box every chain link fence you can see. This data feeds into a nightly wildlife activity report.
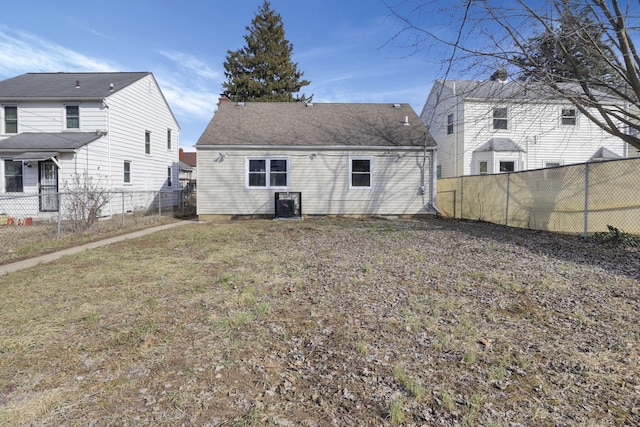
[436,157,640,236]
[0,188,196,241]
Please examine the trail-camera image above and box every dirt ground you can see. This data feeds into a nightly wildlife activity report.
[0,217,638,426]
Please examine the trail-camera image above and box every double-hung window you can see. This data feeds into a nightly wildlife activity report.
[145,131,151,154]
[124,161,131,183]
[447,113,454,135]
[167,167,172,187]
[4,106,17,134]
[4,160,23,192]
[350,157,372,188]
[246,157,289,189]
[561,108,576,125]
[66,105,79,129]
[493,107,508,130]
[167,129,172,149]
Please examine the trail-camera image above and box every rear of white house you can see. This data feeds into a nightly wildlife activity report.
[196,101,437,218]
[422,79,630,178]
[0,72,180,218]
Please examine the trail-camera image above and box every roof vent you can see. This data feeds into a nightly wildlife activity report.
[109,83,114,91]
[403,116,410,126]
[75,80,80,88]
[393,103,401,109]
[237,102,245,107]
[306,102,313,108]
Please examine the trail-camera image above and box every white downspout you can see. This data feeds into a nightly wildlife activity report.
[103,99,111,189]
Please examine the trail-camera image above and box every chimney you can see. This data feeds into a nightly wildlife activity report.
[179,148,184,161]
[218,95,230,106]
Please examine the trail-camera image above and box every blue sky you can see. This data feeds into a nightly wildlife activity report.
[0,0,442,150]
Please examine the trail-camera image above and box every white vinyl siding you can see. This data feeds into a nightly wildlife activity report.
[198,149,430,216]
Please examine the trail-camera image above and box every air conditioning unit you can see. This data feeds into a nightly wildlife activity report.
[274,192,301,219]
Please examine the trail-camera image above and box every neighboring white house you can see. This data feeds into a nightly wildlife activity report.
[0,72,180,217]
[195,101,437,219]
[421,79,630,178]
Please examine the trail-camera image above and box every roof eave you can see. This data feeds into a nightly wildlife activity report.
[196,144,435,151]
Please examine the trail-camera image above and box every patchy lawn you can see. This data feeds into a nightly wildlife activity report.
[0,217,638,426]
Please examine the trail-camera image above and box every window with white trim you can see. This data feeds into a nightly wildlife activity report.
[499,161,515,172]
[493,107,508,130]
[4,106,17,134]
[167,166,172,187]
[479,161,488,175]
[4,160,23,192]
[66,105,79,129]
[246,157,289,189]
[350,157,372,188]
[145,131,151,154]
[447,113,454,135]
[167,129,172,149]
[561,108,576,125]
[124,161,131,183]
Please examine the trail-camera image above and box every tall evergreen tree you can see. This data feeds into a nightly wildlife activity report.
[514,6,620,88]
[222,1,310,102]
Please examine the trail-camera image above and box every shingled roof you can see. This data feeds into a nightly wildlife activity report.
[0,72,150,101]
[0,132,103,151]
[196,102,435,148]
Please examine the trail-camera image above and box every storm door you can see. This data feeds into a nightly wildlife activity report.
[39,160,59,212]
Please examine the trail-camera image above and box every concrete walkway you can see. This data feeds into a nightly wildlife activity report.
[0,220,194,276]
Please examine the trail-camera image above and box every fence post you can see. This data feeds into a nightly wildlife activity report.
[505,173,510,226]
[57,192,62,239]
[453,189,457,219]
[158,191,162,216]
[459,176,464,220]
[583,162,589,238]
[121,191,125,227]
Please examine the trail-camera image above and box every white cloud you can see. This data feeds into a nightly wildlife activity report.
[0,28,118,75]
[157,50,221,80]
[155,75,219,123]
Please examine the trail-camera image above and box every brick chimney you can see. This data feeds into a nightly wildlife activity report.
[218,95,230,106]
[179,148,184,161]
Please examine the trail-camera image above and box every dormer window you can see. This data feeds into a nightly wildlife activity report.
[66,105,79,129]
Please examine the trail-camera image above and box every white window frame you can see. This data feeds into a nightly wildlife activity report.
[492,107,508,130]
[499,160,516,173]
[167,166,172,187]
[144,131,151,155]
[4,105,17,134]
[65,105,80,129]
[123,160,131,184]
[544,160,563,168]
[446,113,454,135]
[167,129,172,150]
[561,108,577,126]
[479,161,488,175]
[349,156,373,189]
[245,156,290,189]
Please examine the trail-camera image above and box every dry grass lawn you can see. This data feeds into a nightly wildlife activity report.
[0,217,638,426]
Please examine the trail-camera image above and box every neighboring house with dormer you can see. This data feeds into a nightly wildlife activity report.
[421,79,630,178]
[196,101,437,219]
[0,72,180,217]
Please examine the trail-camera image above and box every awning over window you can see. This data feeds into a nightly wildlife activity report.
[11,151,59,161]
[474,138,525,152]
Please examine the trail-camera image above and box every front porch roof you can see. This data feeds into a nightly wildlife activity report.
[0,132,103,151]
[12,151,59,161]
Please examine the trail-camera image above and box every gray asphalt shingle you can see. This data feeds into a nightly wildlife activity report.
[197,102,435,148]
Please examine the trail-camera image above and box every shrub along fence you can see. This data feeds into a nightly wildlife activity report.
[0,189,196,239]
[436,157,640,236]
